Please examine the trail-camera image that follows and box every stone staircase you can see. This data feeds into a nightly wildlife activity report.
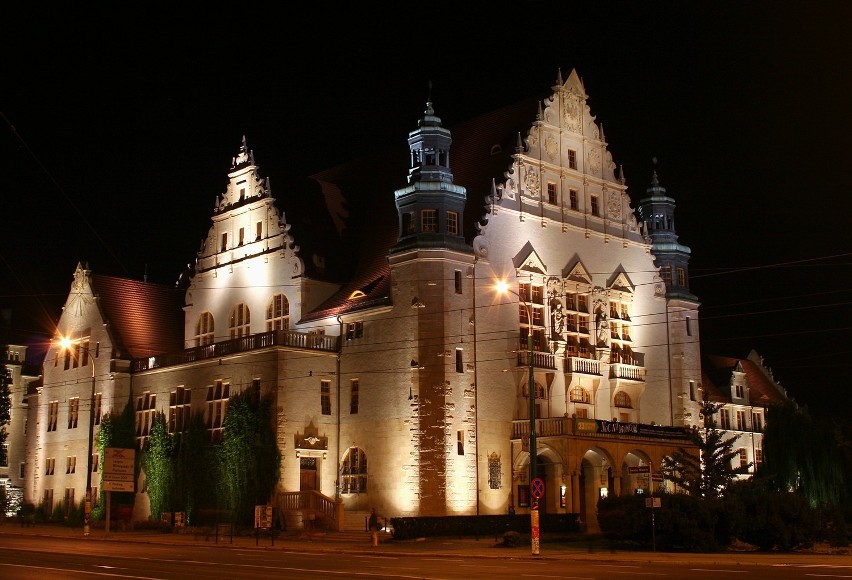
[300,509,391,543]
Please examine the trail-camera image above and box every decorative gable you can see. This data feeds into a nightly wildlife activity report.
[513,245,546,276]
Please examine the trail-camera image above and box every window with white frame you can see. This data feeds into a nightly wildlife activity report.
[736,410,747,430]
[266,294,289,331]
[135,392,156,450]
[169,386,191,434]
[68,397,79,429]
[48,401,58,432]
[719,408,731,429]
[229,303,251,338]
[207,381,229,443]
[66,456,76,474]
[195,312,215,346]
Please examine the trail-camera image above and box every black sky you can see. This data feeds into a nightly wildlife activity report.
[3,2,851,419]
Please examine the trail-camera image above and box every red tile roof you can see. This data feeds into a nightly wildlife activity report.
[91,274,185,359]
[701,352,787,407]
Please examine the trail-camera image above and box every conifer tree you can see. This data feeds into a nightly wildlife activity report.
[661,393,752,498]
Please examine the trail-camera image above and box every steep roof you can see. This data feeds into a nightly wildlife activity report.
[91,274,185,359]
[701,352,788,407]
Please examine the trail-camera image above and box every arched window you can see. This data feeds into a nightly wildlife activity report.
[266,293,290,331]
[614,391,632,408]
[195,312,214,346]
[229,303,251,338]
[570,386,590,403]
[340,447,367,494]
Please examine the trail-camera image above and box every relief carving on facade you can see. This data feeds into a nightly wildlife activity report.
[523,165,540,197]
[607,190,622,220]
[561,92,581,132]
[588,148,601,175]
[544,134,558,160]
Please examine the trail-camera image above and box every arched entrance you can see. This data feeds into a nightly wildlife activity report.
[579,447,615,533]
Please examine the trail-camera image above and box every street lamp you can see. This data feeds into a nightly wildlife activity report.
[496,280,539,556]
[59,336,96,537]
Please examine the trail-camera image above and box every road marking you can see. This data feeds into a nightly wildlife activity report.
[691,569,747,573]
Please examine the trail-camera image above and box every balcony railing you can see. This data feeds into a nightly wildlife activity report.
[132,329,340,372]
[563,356,602,375]
[516,350,557,370]
[610,363,646,381]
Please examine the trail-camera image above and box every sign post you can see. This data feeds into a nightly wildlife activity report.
[103,447,135,534]
[530,477,545,555]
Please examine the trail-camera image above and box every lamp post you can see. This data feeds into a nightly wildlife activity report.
[496,280,539,555]
[59,337,96,537]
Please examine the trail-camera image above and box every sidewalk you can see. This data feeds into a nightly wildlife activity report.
[1,521,849,567]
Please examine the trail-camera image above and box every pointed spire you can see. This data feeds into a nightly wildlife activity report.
[556,68,564,86]
[536,100,543,121]
[618,165,626,185]
[651,156,659,187]
[600,123,606,142]
[515,132,523,153]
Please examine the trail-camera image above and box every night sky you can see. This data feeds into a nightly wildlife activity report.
[3,3,851,420]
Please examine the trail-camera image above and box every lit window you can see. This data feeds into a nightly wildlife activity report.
[547,182,557,205]
[570,387,590,403]
[48,401,59,432]
[569,189,578,210]
[135,392,157,450]
[169,386,191,434]
[614,391,632,408]
[345,321,363,340]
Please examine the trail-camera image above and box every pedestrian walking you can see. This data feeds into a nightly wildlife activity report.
[368,508,380,546]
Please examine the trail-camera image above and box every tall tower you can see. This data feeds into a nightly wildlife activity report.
[387,96,477,515]
[638,161,702,426]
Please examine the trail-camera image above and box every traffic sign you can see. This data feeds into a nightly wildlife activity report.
[651,474,664,482]
[530,477,545,499]
[628,466,650,474]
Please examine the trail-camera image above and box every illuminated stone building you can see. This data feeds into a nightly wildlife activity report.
[23,70,786,529]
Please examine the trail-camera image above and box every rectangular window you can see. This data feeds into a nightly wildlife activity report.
[689,380,696,401]
[686,316,692,337]
[455,349,464,373]
[48,401,58,432]
[677,267,686,287]
[421,209,438,232]
[575,407,588,418]
[752,412,763,432]
[457,430,464,455]
[206,381,229,443]
[350,379,359,414]
[720,409,731,429]
[238,227,245,246]
[660,266,672,286]
[755,448,763,468]
[64,488,75,517]
[68,397,79,429]
[567,149,577,170]
[19,462,25,479]
[92,453,99,473]
[738,448,748,468]
[43,489,53,515]
[220,232,228,252]
[403,212,414,234]
[256,221,262,241]
[346,321,364,340]
[735,384,744,398]
[518,484,530,507]
[66,456,76,474]
[569,189,578,210]
[46,458,55,476]
[454,270,462,294]
[547,182,557,205]
[590,195,599,216]
[321,380,331,415]
[169,386,191,434]
[447,210,458,236]
[94,393,102,426]
[135,392,157,450]
[736,410,747,430]
[0,443,7,467]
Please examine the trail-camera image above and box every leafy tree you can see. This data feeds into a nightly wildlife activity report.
[217,388,281,524]
[661,395,751,498]
[763,400,846,508]
[175,412,216,524]
[92,398,137,519]
[141,412,174,520]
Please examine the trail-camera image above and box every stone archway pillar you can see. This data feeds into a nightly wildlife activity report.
[571,471,580,514]
[614,474,622,496]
